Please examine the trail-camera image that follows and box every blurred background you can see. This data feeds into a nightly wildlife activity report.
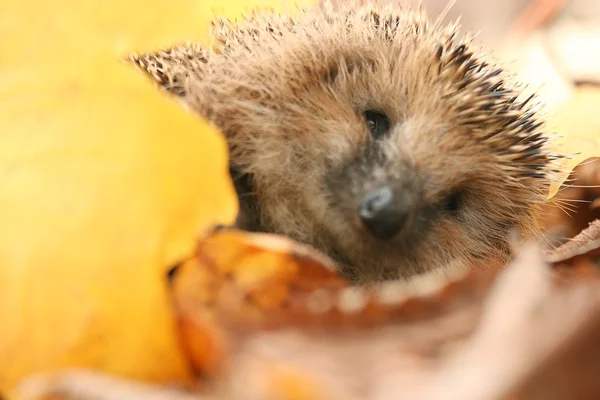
[423,0,600,109]
[419,0,600,193]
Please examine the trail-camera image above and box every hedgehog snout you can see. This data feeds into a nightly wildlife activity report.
[359,185,419,240]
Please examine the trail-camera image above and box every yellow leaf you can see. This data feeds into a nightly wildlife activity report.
[547,86,600,197]
[0,0,320,392]
[0,59,236,390]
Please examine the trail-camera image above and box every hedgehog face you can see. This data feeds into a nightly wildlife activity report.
[320,109,519,281]
[131,3,560,282]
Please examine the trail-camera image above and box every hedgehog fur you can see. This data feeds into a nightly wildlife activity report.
[130,1,564,282]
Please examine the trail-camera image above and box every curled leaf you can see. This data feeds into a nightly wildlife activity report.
[539,157,600,244]
[170,229,344,378]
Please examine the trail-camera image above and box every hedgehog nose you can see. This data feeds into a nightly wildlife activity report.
[359,186,408,240]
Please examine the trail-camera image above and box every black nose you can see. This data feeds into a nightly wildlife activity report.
[359,186,408,240]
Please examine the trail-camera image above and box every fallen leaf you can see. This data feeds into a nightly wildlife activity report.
[213,242,600,400]
[545,219,600,263]
[0,0,308,391]
[547,87,600,196]
[170,229,344,379]
[10,235,600,400]
[538,157,600,243]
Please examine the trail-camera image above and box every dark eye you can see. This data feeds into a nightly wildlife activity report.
[364,110,391,138]
[442,191,462,213]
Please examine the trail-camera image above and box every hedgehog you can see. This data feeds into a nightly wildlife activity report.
[130,0,563,283]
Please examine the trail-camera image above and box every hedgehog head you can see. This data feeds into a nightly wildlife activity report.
[131,1,562,282]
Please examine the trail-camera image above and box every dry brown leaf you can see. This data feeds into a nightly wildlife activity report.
[169,229,345,379]
[10,226,600,400]
[206,242,600,400]
[538,157,600,243]
[545,219,600,263]
[12,237,600,400]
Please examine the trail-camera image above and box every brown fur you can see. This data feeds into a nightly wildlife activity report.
[130,1,563,282]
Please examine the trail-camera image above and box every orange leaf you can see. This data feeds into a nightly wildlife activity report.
[170,229,344,378]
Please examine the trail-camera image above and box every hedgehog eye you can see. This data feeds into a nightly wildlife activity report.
[364,110,391,139]
[441,191,462,214]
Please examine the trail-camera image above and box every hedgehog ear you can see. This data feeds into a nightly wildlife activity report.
[128,43,209,98]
